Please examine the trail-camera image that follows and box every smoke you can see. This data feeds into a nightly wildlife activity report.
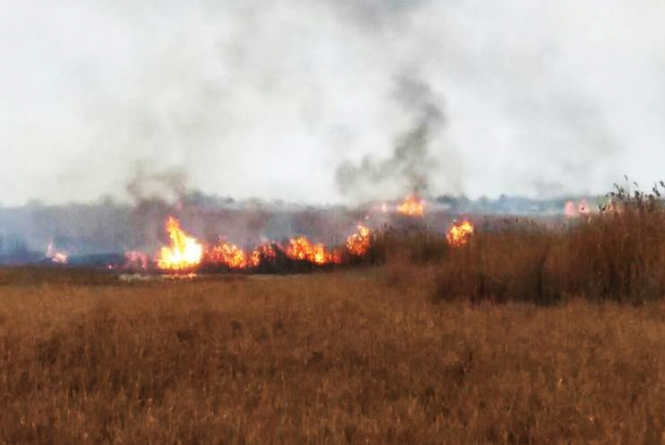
[125,164,189,204]
[325,0,426,31]
[335,76,445,200]
[1,0,665,206]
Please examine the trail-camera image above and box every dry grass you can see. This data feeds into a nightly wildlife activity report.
[2,267,665,444]
[431,205,665,305]
[365,186,665,305]
[3,187,665,444]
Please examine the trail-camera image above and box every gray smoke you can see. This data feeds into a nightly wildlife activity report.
[1,0,665,206]
[336,76,445,200]
[125,164,189,204]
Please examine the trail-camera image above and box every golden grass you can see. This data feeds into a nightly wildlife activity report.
[2,268,665,444]
[430,207,665,305]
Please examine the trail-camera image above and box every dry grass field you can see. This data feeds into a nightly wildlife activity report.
[2,265,665,444]
[3,188,665,444]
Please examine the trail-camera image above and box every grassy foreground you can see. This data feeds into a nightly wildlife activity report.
[2,268,665,444]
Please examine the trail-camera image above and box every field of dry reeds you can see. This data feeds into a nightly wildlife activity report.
[381,184,665,305]
[2,185,665,444]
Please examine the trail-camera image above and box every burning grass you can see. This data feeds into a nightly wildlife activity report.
[356,184,665,305]
[147,182,665,306]
[154,217,373,273]
[430,190,665,305]
[4,185,665,442]
[396,194,426,217]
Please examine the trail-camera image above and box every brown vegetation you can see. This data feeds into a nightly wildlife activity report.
[431,185,665,305]
[360,184,665,305]
[1,265,665,443]
[3,185,665,443]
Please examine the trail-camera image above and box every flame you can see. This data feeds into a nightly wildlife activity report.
[157,217,204,271]
[125,250,149,269]
[397,195,425,217]
[204,240,279,270]
[46,241,68,264]
[565,199,592,218]
[207,239,248,269]
[249,244,277,267]
[154,217,372,273]
[446,220,474,246]
[284,236,341,265]
[346,225,372,256]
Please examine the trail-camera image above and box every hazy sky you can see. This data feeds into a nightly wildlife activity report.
[2,0,664,205]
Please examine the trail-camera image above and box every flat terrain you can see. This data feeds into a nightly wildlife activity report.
[1,267,665,444]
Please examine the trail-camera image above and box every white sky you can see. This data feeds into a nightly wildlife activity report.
[1,0,664,205]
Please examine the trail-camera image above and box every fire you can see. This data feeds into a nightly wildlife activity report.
[46,241,68,264]
[249,244,277,267]
[346,225,371,256]
[125,250,149,269]
[284,236,341,265]
[207,239,248,269]
[154,217,372,273]
[397,194,425,217]
[565,199,592,218]
[157,217,204,271]
[447,220,474,246]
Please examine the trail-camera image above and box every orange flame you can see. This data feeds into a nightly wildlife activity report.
[447,220,474,246]
[284,236,342,265]
[154,217,373,272]
[157,217,204,271]
[207,239,248,269]
[46,241,68,264]
[249,244,277,268]
[397,195,425,217]
[565,199,592,218]
[346,225,372,256]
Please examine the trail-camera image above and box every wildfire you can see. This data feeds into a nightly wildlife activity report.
[207,239,248,269]
[397,195,425,217]
[564,199,592,218]
[346,225,372,256]
[125,250,149,269]
[46,241,68,264]
[157,217,204,271]
[249,244,278,267]
[284,236,342,265]
[446,220,474,246]
[154,217,371,273]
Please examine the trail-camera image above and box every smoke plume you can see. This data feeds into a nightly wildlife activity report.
[1,0,665,205]
[336,76,444,200]
[125,164,189,204]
